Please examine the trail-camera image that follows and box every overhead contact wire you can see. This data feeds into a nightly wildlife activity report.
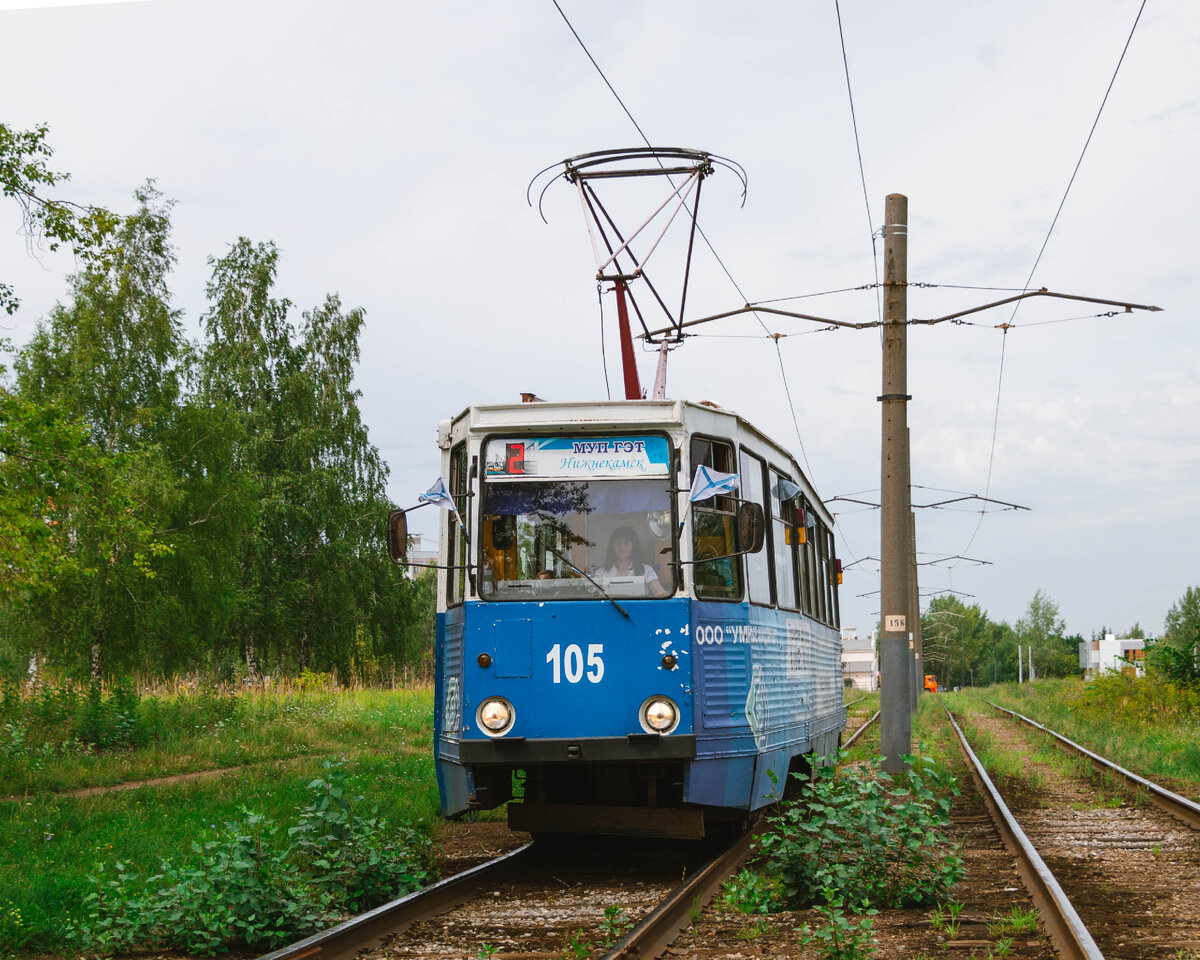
[965,0,1147,559]
[550,0,653,151]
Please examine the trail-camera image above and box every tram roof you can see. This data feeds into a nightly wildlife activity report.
[444,399,834,527]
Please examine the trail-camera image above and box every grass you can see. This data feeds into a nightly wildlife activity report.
[0,686,439,954]
[839,690,881,766]
[937,692,1118,806]
[844,688,878,707]
[977,675,1200,798]
[987,905,1038,937]
[1,681,435,795]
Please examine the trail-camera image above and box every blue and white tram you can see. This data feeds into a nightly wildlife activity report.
[392,399,845,838]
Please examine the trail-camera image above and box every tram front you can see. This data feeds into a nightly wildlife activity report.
[438,430,699,837]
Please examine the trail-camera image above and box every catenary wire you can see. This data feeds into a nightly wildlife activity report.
[963,0,1147,559]
[1011,0,1150,315]
[549,2,889,567]
[834,0,880,318]
[548,3,811,463]
[550,0,654,151]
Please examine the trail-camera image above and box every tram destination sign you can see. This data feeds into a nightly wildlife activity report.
[485,435,670,479]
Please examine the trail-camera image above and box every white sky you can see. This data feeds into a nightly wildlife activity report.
[2,0,1197,642]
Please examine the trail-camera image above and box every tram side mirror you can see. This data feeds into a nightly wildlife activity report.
[492,515,515,550]
[386,508,409,563]
[647,510,672,540]
[736,502,766,554]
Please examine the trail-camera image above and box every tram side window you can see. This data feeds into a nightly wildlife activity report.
[814,517,830,624]
[739,449,772,606]
[447,442,468,605]
[769,469,799,610]
[689,437,741,601]
[799,497,818,617]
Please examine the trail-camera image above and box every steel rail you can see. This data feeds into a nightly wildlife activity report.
[255,842,535,960]
[983,699,1200,830]
[940,702,1104,960]
[843,709,879,750]
[844,695,868,708]
[605,825,759,960]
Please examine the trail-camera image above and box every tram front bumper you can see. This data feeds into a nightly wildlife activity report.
[457,733,696,764]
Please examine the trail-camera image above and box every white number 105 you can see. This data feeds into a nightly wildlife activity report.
[546,643,604,684]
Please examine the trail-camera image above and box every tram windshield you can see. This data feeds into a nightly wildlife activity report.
[480,436,676,600]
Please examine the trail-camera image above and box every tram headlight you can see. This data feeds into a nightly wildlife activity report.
[477,697,515,736]
[639,696,679,734]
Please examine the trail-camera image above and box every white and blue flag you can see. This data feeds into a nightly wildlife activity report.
[772,477,802,502]
[688,466,740,503]
[419,477,462,522]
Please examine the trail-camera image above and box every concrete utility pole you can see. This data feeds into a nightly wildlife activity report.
[879,193,913,772]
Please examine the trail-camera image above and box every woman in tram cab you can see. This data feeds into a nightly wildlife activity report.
[593,526,667,597]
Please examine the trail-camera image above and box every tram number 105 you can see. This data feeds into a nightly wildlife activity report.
[546,643,605,684]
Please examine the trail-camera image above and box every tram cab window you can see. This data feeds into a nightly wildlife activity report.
[739,449,772,606]
[479,435,676,601]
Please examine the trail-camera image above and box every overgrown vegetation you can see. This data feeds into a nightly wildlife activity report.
[0,680,434,796]
[1146,636,1200,687]
[982,674,1200,795]
[720,753,963,959]
[759,755,962,910]
[798,889,878,960]
[62,760,432,953]
[0,685,438,953]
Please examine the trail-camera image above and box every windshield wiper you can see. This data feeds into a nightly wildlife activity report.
[549,547,630,619]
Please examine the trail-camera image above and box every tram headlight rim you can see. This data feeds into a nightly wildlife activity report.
[638,695,680,735]
[476,696,515,737]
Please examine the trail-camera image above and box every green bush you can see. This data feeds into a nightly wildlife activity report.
[719,867,783,915]
[64,760,433,953]
[1147,636,1200,688]
[798,888,878,960]
[757,754,963,910]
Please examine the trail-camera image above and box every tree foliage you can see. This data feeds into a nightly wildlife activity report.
[0,126,431,682]
[920,595,1019,688]
[1013,588,1078,678]
[918,589,1085,688]
[1163,586,1200,650]
[1147,586,1200,686]
[1,122,120,316]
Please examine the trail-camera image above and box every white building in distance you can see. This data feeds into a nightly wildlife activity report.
[1079,633,1146,678]
[404,533,439,579]
[841,628,877,691]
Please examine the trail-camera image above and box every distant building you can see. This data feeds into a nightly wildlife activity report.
[405,533,439,578]
[841,628,877,690]
[1079,633,1146,678]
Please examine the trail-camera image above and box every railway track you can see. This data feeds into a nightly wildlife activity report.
[262,694,1200,960]
[944,698,1200,959]
[843,708,878,749]
[981,698,1200,829]
[260,706,869,960]
[259,829,756,960]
